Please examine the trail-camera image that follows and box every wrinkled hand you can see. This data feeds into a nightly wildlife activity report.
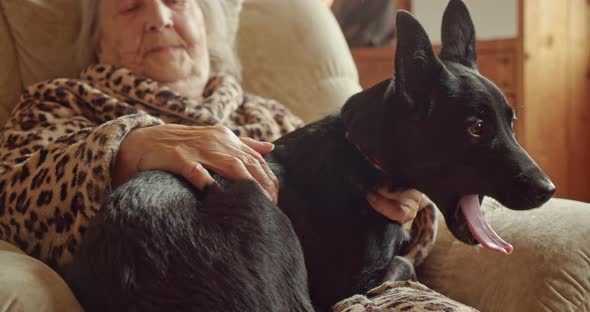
[113,124,278,204]
[367,186,427,226]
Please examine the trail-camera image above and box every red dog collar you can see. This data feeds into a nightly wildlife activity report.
[345,132,385,173]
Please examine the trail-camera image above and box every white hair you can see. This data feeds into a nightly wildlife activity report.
[76,0,242,80]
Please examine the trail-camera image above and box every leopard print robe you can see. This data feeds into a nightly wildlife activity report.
[0,64,474,311]
[0,63,305,267]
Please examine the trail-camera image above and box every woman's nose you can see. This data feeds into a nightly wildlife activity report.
[145,0,173,31]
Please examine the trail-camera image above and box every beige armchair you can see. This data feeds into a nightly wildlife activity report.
[0,0,588,311]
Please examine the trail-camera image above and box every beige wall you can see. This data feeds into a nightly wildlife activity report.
[413,0,518,43]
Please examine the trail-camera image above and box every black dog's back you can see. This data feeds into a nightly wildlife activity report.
[61,171,313,312]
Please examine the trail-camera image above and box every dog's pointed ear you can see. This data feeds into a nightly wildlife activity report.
[439,0,477,69]
[394,11,443,118]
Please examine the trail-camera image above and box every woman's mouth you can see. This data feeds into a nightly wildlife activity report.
[146,45,181,54]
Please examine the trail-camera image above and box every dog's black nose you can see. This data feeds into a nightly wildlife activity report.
[535,178,556,203]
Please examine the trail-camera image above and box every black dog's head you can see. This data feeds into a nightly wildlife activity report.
[342,0,555,254]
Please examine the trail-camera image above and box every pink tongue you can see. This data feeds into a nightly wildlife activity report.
[459,195,513,255]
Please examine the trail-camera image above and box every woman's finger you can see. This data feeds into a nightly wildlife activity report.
[376,187,431,212]
[240,137,275,155]
[222,133,277,193]
[376,187,423,209]
[135,146,215,192]
[367,192,418,224]
[239,154,278,204]
[207,154,274,203]
[418,194,431,210]
[239,141,279,201]
[184,161,216,191]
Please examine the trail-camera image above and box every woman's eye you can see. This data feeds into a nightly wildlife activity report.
[467,120,485,137]
[122,4,141,14]
[166,0,184,6]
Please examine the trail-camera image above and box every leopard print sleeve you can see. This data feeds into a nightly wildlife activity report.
[0,89,164,267]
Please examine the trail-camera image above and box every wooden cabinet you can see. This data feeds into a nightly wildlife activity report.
[478,51,516,91]
[519,0,589,202]
[350,46,396,89]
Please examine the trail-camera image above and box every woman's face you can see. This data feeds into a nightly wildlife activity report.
[98,0,210,84]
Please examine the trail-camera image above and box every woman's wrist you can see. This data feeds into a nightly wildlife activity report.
[111,128,143,188]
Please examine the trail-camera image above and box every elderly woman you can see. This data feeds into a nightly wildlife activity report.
[0,0,472,311]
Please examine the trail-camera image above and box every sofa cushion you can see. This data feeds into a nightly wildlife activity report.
[417,197,590,312]
[0,241,82,312]
[237,0,361,123]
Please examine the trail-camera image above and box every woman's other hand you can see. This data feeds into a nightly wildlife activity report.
[367,186,428,226]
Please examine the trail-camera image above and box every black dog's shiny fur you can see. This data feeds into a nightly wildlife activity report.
[62,173,313,311]
[61,1,555,311]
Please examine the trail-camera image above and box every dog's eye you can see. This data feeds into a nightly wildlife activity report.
[467,120,485,137]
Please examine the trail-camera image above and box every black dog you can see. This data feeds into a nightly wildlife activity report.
[61,1,555,311]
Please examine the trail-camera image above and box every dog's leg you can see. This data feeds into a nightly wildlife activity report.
[381,203,438,283]
[382,256,416,282]
[60,171,313,312]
